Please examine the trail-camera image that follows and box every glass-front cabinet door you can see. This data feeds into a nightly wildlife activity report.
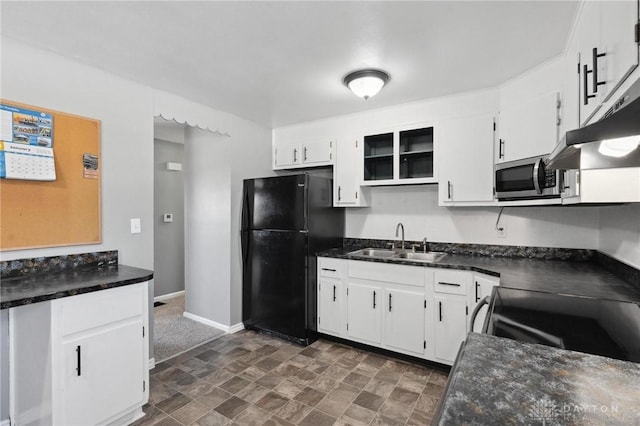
[363,123,436,185]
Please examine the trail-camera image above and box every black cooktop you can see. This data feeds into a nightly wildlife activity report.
[485,287,640,363]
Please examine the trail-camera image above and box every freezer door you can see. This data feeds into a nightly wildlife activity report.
[242,229,308,342]
[242,175,306,231]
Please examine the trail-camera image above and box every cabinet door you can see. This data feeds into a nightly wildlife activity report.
[434,294,467,364]
[384,288,425,356]
[347,283,382,344]
[302,140,333,165]
[335,138,362,206]
[470,275,499,333]
[599,0,639,102]
[318,278,342,336]
[498,92,560,162]
[576,1,603,125]
[439,114,496,205]
[273,142,300,168]
[62,319,145,426]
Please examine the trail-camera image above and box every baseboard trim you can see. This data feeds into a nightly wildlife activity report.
[229,323,245,334]
[1,418,11,426]
[148,357,156,370]
[182,312,230,332]
[154,290,185,302]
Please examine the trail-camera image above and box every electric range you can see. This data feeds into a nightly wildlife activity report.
[484,286,640,362]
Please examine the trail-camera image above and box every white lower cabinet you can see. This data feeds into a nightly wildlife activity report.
[10,282,149,426]
[347,283,382,345]
[384,288,425,356]
[318,278,342,336]
[316,257,499,366]
[433,294,467,364]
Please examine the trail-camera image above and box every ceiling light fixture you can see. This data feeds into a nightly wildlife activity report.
[343,69,390,100]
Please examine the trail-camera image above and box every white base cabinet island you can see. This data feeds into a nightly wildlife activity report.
[9,282,149,426]
[317,257,498,366]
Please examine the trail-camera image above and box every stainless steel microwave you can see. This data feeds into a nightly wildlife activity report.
[495,155,563,200]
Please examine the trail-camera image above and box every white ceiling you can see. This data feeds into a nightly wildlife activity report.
[1,1,579,128]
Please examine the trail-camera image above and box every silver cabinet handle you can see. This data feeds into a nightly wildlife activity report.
[293,148,297,162]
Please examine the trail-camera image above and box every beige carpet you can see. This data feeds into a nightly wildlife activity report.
[153,295,226,363]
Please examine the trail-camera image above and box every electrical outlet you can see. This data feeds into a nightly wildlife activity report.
[496,221,507,238]
[130,218,141,234]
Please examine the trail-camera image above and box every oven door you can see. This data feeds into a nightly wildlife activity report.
[495,157,545,199]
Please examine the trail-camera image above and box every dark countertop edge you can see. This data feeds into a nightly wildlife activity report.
[432,339,467,424]
[0,267,153,310]
[432,332,640,424]
[317,249,501,277]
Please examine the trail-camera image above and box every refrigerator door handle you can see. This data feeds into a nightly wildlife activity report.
[240,231,249,268]
[241,184,251,230]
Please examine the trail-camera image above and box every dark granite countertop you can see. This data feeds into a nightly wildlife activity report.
[434,333,640,425]
[0,264,154,309]
[318,248,640,302]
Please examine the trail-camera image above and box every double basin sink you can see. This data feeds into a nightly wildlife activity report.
[348,248,447,263]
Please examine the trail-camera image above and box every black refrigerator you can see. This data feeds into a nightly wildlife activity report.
[241,174,344,345]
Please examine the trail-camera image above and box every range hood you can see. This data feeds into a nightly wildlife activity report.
[547,77,640,170]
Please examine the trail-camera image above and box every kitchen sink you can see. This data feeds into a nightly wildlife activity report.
[349,248,396,258]
[395,251,447,262]
[348,248,446,263]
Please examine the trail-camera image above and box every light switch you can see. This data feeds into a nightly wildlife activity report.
[130,218,141,234]
[163,213,173,223]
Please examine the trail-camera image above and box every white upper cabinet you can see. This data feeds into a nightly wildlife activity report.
[272,138,334,170]
[575,0,639,125]
[497,91,561,162]
[362,123,437,186]
[334,136,369,207]
[439,113,497,206]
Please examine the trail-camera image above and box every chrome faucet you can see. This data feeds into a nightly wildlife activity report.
[395,223,405,252]
[423,237,428,253]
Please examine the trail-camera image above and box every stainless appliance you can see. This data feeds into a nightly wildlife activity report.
[240,174,344,346]
[484,287,640,363]
[495,155,563,201]
[547,77,640,170]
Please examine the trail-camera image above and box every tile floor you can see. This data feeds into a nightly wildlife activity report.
[136,330,448,426]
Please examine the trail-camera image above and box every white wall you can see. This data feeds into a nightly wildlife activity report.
[184,128,232,325]
[346,185,600,249]
[0,37,155,268]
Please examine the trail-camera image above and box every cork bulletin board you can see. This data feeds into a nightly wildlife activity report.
[0,100,101,250]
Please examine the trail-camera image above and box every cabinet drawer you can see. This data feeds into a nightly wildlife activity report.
[318,258,344,278]
[434,270,471,295]
[60,283,145,336]
[348,260,424,287]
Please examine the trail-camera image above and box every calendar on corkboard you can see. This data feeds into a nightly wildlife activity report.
[0,100,101,250]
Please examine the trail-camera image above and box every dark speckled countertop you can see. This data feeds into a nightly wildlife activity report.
[0,264,154,309]
[434,333,640,425]
[318,248,640,302]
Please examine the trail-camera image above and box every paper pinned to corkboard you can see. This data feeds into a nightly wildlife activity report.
[83,153,99,179]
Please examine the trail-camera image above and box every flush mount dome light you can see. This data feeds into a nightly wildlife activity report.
[343,69,390,100]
